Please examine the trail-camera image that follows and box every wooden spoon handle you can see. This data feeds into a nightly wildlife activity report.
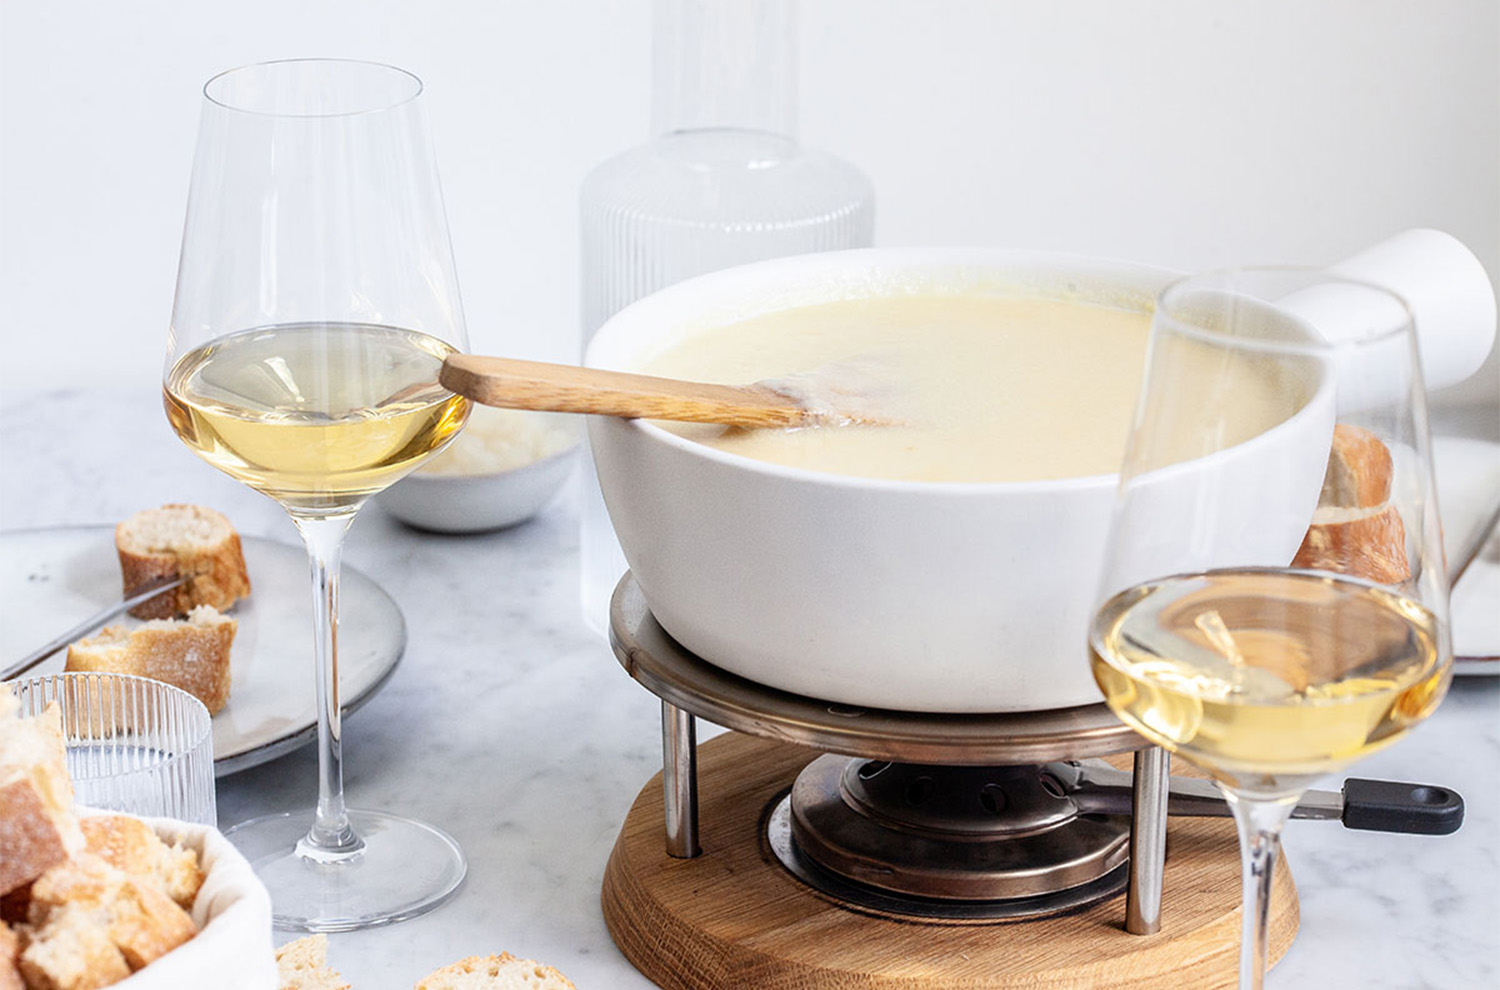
[440,354,812,429]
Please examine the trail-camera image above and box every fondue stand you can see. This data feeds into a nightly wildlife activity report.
[600,576,1463,990]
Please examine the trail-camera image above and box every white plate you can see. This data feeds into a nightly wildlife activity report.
[1450,523,1498,676]
[0,526,405,775]
[1433,436,1500,676]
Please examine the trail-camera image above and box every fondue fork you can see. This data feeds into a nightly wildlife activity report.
[440,354,897,428]
[2,575,188,680]
[1065,759,1463,834]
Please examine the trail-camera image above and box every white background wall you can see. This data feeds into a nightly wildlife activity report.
[1,0,1496,407]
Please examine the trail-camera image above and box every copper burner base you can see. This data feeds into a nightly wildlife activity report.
[770,756,1131,918]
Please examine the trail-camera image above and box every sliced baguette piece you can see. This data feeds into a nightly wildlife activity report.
[116,504,251,620]
[415,953,577,990]
[0,698,84,897]
[1293,503,1411,584]
[64,606,236,715]
[275,934,351,990]
[1293,423,1410,585]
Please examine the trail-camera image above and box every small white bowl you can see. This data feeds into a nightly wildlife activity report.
[378,442,579,534]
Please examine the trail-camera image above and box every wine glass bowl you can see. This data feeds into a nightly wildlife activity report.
[1091,568,1447,797]
[166,59,469,930]
[1089,267,1452,987]
[164,321,469,514]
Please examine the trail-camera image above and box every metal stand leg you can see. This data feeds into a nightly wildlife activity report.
[662,700,700,858]
[1126,746,1170,935]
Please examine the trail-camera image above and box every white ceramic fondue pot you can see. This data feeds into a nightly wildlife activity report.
[584,242,1489,714]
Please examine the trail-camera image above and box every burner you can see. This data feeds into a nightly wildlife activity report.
[773,757,1131,917]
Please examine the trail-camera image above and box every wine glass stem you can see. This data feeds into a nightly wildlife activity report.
[291,511,365,860]
[1224,789,1298,990]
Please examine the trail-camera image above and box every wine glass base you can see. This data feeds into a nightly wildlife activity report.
[226,808,466,932]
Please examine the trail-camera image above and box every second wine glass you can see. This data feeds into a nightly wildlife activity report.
[1089,268,1452,988]
[166,59,470,931]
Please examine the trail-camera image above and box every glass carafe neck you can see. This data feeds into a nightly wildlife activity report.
[651,0,798,138]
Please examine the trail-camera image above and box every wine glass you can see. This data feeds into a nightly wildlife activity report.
[1089,268,1452,988]
[165,59,469,931]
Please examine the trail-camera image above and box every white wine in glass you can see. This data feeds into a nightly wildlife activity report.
[166,323,466,509]
[166,60,470,931]
[1089,268,1452,988]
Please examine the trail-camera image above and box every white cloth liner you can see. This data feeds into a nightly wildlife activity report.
[95,813,277,990]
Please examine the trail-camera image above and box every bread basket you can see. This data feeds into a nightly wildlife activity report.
[107,815,276,990]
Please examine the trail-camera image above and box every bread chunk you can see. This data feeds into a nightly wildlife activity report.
[0,784,69,900]
[1,920,23,990]
[0,699,84,897]
[275,934,351,990]
[1316,424,1393,509]
[94,878,195,972]
[22,855,195,982]
[116,505,251,620]
[415,953,577,990]
[65,606,236,715]
[3,700,204,989]
[79,817,203,911]
[15,904,130,990]
[1293,503,1411,584]
[1293,423,1410,585]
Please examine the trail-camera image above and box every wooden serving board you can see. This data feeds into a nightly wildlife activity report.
[602,733,1297,989]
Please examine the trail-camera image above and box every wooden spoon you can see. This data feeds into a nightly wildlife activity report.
[440,354,885,429]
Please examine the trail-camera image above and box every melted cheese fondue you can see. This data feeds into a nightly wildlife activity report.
[642,293,1295,484]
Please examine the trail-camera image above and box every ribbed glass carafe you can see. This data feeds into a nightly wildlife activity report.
[580,130,874,333]
[577,0,875,635]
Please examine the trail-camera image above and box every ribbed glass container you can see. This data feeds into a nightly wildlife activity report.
[11,671,216,826]
[580,129,874,334]
[577,0,875,634]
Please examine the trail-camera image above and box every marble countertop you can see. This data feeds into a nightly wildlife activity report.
[2,389,1496,989]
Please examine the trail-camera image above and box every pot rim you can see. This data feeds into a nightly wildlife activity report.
[584,246,1182,496]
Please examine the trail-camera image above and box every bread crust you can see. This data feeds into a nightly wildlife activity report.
[0,784,69,899]
[1294,503,1411,584]
[1317,423,1393,509]
[1294,424,1410,585]
[115,505,251,620]
[65,608,236,715]
[1,703,84,898]
[415,953,577,990]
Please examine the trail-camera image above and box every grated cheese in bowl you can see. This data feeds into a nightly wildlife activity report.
[418,406,579,478]
[377,405,582,533]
